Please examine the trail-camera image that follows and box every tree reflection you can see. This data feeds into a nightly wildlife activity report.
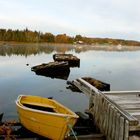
[0,43,138,57]
[0,44,74,56]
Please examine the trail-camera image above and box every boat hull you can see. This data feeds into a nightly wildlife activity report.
[16,95,78,140]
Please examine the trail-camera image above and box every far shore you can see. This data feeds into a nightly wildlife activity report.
[0,41,140,51]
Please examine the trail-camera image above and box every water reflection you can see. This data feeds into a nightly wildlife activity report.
[34,68,70,80]
[0,43,140,57]
[0,44,74,56]
[0,44,140,120]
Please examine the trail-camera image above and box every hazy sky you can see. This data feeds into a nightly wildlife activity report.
[0,0,140,41]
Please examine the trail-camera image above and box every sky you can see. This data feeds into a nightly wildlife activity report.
[0,0,140,41]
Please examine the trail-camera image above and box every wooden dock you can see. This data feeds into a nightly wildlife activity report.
[73,78,140,140]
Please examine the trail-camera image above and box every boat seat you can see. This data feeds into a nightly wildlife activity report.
[22,102,56,109]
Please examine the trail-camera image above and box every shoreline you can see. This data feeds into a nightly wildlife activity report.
[0,41,140,52]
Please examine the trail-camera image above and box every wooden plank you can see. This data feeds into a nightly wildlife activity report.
[94,93,98,117]
[103,90,140,95]
[94,93,98,124]
[99,95,104,131]
[124,120,129,140]
[129,124,140,131]
[95,94,101,127]
[100,93,138,126]
[105,103,110,136]
[115,113,121,140]
[125,109,140,113]
[102,100,108,135]
[133,115,140,121]
[73,80,90,96]
[111,109,117,140]
[107,97,140,101]
[95,94,102,128]
[67,134,105,140]
[105,96,140,103]
[110,95,140,99]
[101,97,106,133]
[102,98,107,132]
[120,104,140,110]
[94,93,98,119]
[77,78,100,95]
[119,116,125,140]
[106,104,111,137]
[111,94,138,97]
[111,100,140,105]
[98,94,102,130]
[89,94,94,110]
[130,112,140,116]
[107,105,113,140]
[106,94,139,98]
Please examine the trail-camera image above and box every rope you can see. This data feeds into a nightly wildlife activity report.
[67,124,78,140]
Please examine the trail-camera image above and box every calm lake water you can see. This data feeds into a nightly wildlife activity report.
[0,44,140,120]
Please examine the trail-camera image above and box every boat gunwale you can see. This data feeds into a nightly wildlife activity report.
[16,95,79,119]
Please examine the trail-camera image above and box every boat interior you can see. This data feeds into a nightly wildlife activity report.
[23,103,56,113]
[18,96,76,116]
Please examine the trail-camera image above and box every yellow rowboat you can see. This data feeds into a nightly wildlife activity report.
[16,95,79,140]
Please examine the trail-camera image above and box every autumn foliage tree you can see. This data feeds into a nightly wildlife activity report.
[42,33,55,42]
[55,34,73,43]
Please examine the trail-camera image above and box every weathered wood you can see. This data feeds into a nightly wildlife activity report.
[126,109,140,113]
[130,112,140,116]
[98,95,103,130]
[100,92,138,126]
[89,93,94,110]
[103,90,140,95]
[77,78,138,124]
[72,78,140,140]
[124,120,129,140]
[117,100,140,105]
[119,116,125,140]
[111,109,117,140]
[95,94,100,127]
[119,104,140,110]
[82,77,110,91]
[101,98,106,132]
[31,61,70,80]
[104,103,109,139]
[129,125,140,131]
[108,106,114,140]
[114,113,120,140]
[53,53,80,67]
[106,104,111,136]
[67,134,105,140]
[107,105,113,140]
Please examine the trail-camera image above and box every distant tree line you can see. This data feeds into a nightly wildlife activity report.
[0,28,74,43]
[0,28,140,46]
